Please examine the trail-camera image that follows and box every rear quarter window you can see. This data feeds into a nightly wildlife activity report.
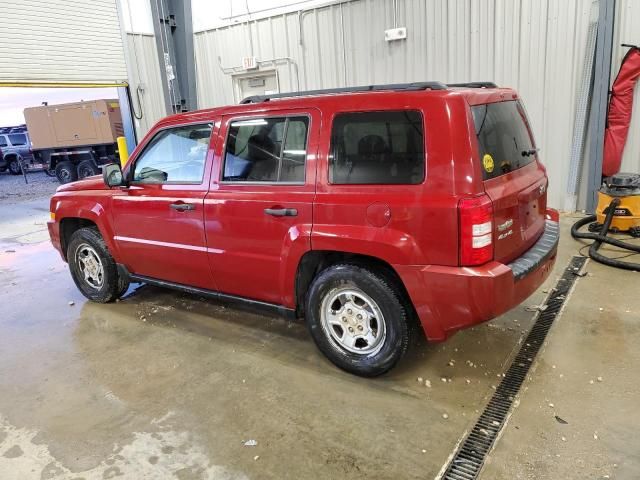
[8,134,27,146]
[472,100,537,180]
[329,110,425,185]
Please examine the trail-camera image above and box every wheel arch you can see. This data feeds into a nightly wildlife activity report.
[294,250,419,326]
[58,206,118,262]
[59,217,99,261]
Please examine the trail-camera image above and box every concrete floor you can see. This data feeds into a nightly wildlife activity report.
[0,179,638,479]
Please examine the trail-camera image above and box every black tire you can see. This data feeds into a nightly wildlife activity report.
[116,275,131,298]
[43,167,56,177]
[55,161,78,184]
[77,159,100,179]
[305,264,411,377]
[7,157,21,175]
[67,227,127,303]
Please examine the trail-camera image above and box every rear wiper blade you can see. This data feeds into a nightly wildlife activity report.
[521,148,539,157]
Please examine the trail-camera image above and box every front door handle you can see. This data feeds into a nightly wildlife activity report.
[264,207,298,217]
[170,202,196,212]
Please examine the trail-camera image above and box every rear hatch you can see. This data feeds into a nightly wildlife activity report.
[471,100,547,264]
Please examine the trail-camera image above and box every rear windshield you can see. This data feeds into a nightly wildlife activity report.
[471,100,537,180]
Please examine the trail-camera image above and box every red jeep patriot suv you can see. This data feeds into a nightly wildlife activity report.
[48,82,559,377]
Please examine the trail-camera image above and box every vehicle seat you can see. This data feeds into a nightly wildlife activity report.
[247,131,278,181]
[347,134,390,183]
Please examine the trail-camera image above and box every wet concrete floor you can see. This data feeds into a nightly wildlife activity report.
[0,193,636,479]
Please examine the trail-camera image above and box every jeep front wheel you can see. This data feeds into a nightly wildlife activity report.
[305,264,411,377]
[67,227,128,303]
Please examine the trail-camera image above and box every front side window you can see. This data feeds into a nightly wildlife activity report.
[471,100,537,180]
[132,123,212,184]
[329,111,425,185]
[223,116,309,183]
[8,134,27,146]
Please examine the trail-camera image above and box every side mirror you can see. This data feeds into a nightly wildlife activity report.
[103,163,125,188]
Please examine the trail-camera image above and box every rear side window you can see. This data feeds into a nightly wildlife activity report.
[329,111,425,185]
[8,134,27,146]
[472,100,537,180]
[0,136,7,147]
[223,116,309,183]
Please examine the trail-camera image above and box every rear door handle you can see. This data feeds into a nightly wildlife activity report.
[264,208,298,217]
[170,202,196,212]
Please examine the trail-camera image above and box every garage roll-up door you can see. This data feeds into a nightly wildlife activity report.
[0,0,127,86]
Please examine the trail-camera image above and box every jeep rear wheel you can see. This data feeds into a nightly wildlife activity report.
[67,227,128,303]
[305,264,411,377]
[55,161,78,184]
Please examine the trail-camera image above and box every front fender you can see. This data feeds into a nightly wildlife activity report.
[52,192,119,261]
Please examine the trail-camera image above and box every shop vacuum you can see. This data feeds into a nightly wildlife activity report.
[572,173,640,271]
[571,45,640,271]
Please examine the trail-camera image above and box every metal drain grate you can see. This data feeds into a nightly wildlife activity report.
[440,255,588,480]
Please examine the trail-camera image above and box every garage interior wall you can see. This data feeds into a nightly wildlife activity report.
[0,0,127,84]
[123,33,167,135]
[193,0,603,210]
[118,0,167,137]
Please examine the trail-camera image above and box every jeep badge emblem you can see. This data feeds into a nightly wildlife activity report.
[497,219,514,232]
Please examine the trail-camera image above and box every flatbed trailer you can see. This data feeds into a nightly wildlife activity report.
[24,99,124,183]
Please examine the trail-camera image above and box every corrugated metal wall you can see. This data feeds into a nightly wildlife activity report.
[0,0,127,84]
[124,33,167,135]
[613,0,640,175]
[194,0,597,209]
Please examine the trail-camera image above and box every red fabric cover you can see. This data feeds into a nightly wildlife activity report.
[603,47,640,176]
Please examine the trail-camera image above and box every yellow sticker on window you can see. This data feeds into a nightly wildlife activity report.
[482,153,495,173]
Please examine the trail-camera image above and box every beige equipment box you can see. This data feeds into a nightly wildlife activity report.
[24,99,124,150]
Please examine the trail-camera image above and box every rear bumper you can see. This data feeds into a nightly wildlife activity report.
[395,210,560,341]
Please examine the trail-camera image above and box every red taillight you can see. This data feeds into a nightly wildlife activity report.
[458,195,494,266]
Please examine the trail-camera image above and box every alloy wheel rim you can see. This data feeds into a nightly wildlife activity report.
[320,287,386,355]
[75,243,104,289]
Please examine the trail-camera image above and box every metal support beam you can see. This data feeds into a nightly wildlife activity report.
[586,0,616,213]
[150,0,197,114]
[117,86,138,153]
[171,0,197,111]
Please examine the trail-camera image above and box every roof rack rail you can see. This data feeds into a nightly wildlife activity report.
[447,82,498,88]
[239,81,448,104]
[0,124,27,134]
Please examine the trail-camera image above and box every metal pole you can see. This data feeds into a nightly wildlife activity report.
[586,0,616,213]
[118,86,137,154]
[19,156,28,184]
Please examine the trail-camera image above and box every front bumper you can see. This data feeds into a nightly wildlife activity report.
[47,220,64,260]
[395,213,560,341]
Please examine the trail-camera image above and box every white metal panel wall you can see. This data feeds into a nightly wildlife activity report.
[0,0,127,84]
[194,0,596,209]
[613,0,640,175]
[125,34,166,135]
